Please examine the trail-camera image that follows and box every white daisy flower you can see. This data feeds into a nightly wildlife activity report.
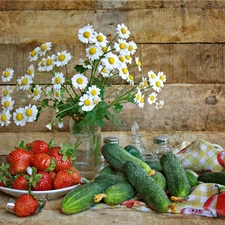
[127,74,134,85]
[118,55,126,64]
[28,84,42,101]
[150,77,164,93]
[114,39,128,55]
[52,72,65,90]
[27,64,35,78]
[101,52,119,71]
[79,58,92,70]
[127,41,137,55]
[116,23,130,39]
[86,45,102,61]
[55,51,72,67]
[98,65,112,78]
[45,54,56,71]
[101,46,111,54]
[45,86,52,99]
[39,42,52,56]
[87,85,101,97]
[1,85,12,97]
[157,71,167,83]
[1,96,14,111]
[54,89,61,101]
[139,77,149,90]
[0,110,11,126]
[134,89,143,104]
[24,104,38,122]
[78,24,95,44]
[135,57,142,72]
[119,65,129,80]
[137,95,145,108]
[1,68,14,82]
[57,120,64,129]
[71,74,88,89]
[79,94,95,112]
[93,95,101,106]
[155,100,164,110]
[147,92,157,105]
[93,32,108,47]
[28,46,41,62]
[124,53,132,64]
[17,75,33,91]
[13,107,27,126]
[148,70,157,81]
[38,58,47,72]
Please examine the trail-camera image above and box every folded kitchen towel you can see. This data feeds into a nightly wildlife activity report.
[174,139,225,172]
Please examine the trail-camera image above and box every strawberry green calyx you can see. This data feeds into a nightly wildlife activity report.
[45,157,56,172]
[26,167,43,191]
[0,162,11,187]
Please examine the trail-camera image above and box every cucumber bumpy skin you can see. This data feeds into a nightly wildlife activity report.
[101,143,154,175]
[198,172,225,185]
[61,179,119,214]
[160,152,191,199]
[122,161,171,213]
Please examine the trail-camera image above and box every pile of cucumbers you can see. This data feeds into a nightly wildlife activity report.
[60,142,211,215]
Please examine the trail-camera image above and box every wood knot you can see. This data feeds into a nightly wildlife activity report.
[205,95,217,105]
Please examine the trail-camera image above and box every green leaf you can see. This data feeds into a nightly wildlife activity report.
[75,65,87,73]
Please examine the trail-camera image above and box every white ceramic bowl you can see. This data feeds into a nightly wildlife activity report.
[0,184,80,200]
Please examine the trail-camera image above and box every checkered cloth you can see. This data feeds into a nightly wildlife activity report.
[174,139,225,172]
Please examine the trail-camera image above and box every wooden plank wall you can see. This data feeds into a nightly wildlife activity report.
[0,0,225,156]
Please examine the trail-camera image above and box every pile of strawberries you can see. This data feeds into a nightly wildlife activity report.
[0,139,82,191]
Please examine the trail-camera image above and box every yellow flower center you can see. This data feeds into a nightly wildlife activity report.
[3,71,10,78]
[125,55,131,60]
[121,28,127,34]
[58,54,66,62]
[102,68,107,73]
[34,89,39,96]
[77,78,83,84]
[31,50,37,57]
[136,94,141,100]
[27,69,33,75]
[55,77,61,84]
[3,90,8,96]
[141,96,145,103]
[119,56,125,63]
[55,91,60,98]
[150,74,156,79]
[128,45,133,51]
[97,35,103,42]
[150,95,155,101]
[22,78,28,85]
[1,114,6,122]
[83,31,90,38]
[156,81,161,87]
[119,43,126,50]
[4,101,10,108]
[41,44,47,51]
[91,90,97,96]
[26,109,32,117]
[129,74,134,81]
[16,113,24,121]
[46,58,53,66]
[160,75,165,81]
[84,99,91,106]
[41,60,45,67]
[122,68,128,74]
[108,57,115,64]
[102,46,108,52]
[138,61,141,66]
[89,47,97,55]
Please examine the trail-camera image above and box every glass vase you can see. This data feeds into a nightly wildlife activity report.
[68,117,103,179]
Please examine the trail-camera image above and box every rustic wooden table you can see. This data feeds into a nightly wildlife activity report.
[0,191,224,225]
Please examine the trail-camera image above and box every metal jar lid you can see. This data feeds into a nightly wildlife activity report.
[153,135,169,145]
[103,136,119,144]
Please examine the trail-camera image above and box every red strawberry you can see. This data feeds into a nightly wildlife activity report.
[32,171,53,191]
[69,166,82,184]
[12,174,29,190]
[30,153,56,172]
[53,169,77,189]
[27,139,49,154]
[14,193,39,217]
[7,148,33,175]
[49,146,71,172]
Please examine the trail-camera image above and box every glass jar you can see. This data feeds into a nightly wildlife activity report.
[149,135,171,161]
[130,134,146,160]
[103,136,119,145]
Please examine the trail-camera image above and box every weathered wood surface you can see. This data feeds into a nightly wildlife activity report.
[0,191,224,225]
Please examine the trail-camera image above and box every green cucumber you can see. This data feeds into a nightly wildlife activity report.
[198,172,225,185]
[122,161,171,213]
[98,165,117,175]
[95,181,136,205]
[144,160,162,171]
[151,170,167,191]
[101,143,154,175]
[61,178,120,214]
[94,173,126,183]
[160,152,191,198]
[124,145,144,160]
[185,169,199,187]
